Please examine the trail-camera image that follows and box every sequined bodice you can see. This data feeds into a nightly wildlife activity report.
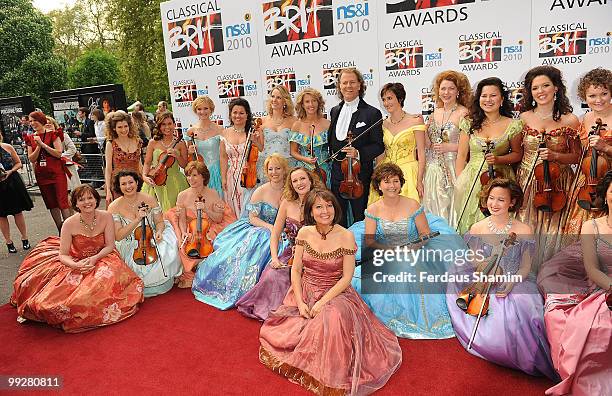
[296,239,356,290]
[262,128,291,157]
[246,201,279,224]
[464,119,522,163]
[519,125,578,170]
[425,121,460,162]
[464,234,534,275]
[194,135,221,164]
[69,233,106,260]
[112,140,141,173]
[0,145,13,168]
[368,206,424,245]
[383,126,423,165]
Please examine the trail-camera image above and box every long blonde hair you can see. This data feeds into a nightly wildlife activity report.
[266,85,295,118]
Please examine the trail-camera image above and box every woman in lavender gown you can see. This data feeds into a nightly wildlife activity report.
[236,167,319,320]
[446,178,557,379]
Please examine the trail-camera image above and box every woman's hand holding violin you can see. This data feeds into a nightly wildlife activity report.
[484,153,497,165]
[538,147,556,161]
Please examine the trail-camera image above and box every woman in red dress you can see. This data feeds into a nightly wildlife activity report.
[26,111,70,232]
[11,184,144,333]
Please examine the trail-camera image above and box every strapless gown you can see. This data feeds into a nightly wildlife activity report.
[11,234,144,332]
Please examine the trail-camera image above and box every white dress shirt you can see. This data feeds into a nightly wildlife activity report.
[335,97,360,141]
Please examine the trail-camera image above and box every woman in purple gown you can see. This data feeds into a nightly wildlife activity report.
[236,167,319,320]
[540,172,612,396]
[446,178,557,379]
[259,189,402,395]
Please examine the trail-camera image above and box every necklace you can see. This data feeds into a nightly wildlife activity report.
[484,114,503,126]
[534,109,553,121]
[487,216,512,235]
[315,224,334,240]
[232,126,245,133]
[270,181,284,192]
[161,137,174,149]
[272,116,284,126]
[390,111,406,125]
[441,105,458,126]
[80,213,97,232]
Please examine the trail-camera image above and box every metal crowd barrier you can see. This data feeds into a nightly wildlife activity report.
[12,143,36,187]
[74,141,105,183]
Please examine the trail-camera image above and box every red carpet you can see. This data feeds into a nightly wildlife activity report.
[0,288,553,395]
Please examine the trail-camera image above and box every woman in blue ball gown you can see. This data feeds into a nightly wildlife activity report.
[192,154,288,309]
[349,163,465,339]
[186,96,224,198]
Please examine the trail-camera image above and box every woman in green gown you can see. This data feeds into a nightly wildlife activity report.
[142,111,189,211]
[454,77,523,234]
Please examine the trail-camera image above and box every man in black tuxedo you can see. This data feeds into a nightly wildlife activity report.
[328,68,384,226]
[75,107,99,154]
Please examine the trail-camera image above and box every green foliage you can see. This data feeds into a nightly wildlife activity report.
[108,0,170,106]
[68,48,121,88]
[0,0,67,112]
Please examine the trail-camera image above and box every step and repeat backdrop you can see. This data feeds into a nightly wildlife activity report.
[160,0,611,131]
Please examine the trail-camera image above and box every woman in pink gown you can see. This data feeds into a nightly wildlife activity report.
[11,185,144,333]
[541,171,612,396]
[259,189,402,395]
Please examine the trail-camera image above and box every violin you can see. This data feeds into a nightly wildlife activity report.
[240,118,262,189]
[479,140,496,216]
[339,131,364,200]
[133,202,158,266]
[185,195,213,259]
[188,130,204,163]
[456,232,517,349]
[577,118,609,211]
[533,131,567,212]
[309,124,327,185]
[148,136,182,186]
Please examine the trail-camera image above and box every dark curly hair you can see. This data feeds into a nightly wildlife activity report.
[596,170,612,213]
[380,82,406,107]
[371,163,406,196]
[470,77,514,132]
[70,184,101,212]
[479,178,524,213]
[112,170,144,197]
[228,98,253,132]
[577,68,612,101]
[521,66,573,121]
[303,189,342,226]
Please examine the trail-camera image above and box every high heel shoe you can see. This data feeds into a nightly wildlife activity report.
[7,243,17,253]
[22,240,31,250]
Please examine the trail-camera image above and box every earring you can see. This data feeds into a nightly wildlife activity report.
[532,100,535,107]
[554,93,557,101]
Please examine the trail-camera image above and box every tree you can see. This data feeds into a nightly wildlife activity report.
[0,0,67,112]
[108,0,170,105]
[69,48,121,88]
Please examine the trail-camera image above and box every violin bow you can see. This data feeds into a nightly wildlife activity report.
[466,233,517,349]
[324,116,388,164]
[455,140,493,232]
[142,203,166,277]
[232,125,256,203]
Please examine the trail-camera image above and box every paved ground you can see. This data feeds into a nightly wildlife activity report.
[0,172,107,304]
